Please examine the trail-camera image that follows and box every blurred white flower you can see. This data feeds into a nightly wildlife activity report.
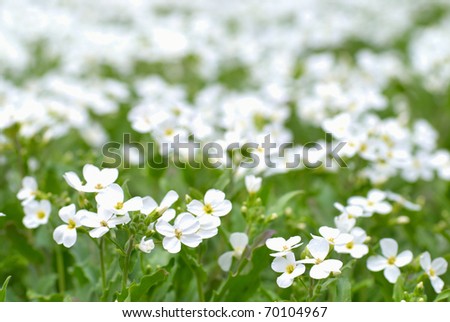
[367,238,413,283]
[17,176,38,205]
[348,189,392,216]
[23,200,51,229]
[218,232,248,271]
[420,252,448,293]
[245,175,262,194]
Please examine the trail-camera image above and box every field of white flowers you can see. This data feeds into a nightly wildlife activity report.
[1,0,450,302]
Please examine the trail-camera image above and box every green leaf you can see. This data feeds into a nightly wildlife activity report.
[268,190,304,214]
[128,269,169,301]
[393,275,405,302]
[0,276,11,302]
[215,171,231,191]
[337,277,352,302]
[435,289,450,302]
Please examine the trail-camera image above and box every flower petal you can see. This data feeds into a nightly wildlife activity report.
[230,232,248,250]
[187,200,205,217]
[160,190,179,209]
[53,225,67,244]
[141,196,158,215]
[380,238,398,258]
[59,204,76,223]
[266,237,285,252]
[276,273,294,288]
[384,265,401,284]
[155,220,175,237]
[396,250,413,267]
[218,251,234,271]
[89,227,109,238]
[420,252,431,271]
[431,276,445,293]
[367,255,388,272]
[62,228,77,248]
[310,264,329,280]
[431,258,448,276]
[163,236,181,253]
[204,189,225,204]
[212,200,232,217]
[307,238,329,261]
[271,257,288,273]
[181,234,202,248]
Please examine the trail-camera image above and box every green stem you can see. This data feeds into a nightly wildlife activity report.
[99,238,106,291]
[55,246,66,294]
[122,235,135,291]
[196,272,205,302]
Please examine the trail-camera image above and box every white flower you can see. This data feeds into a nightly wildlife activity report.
[218,232,248,271]
[335,227,369,259]
[0,212,6,217]
[271,252,306,288]
[367,238,413,283]
[17,176,38,205]
[245,175,262,194]
[80,208,131,238]
[63,164,118,193]
[420,252,448,293]
[141,190,179,216]
[187,189,232,218]
[334,202,363,220]
[187,189,232,238]
[313,226,353,246]
[23,200,51,229]
[300,238,343,280]
[96,184,143,215]
[53,204,84,248]
[386,192,421,211]
[155,212,202,253]
[139,237,155,254]
[266,236,302,257]
[196,215,221,239]
[348,189,392,216]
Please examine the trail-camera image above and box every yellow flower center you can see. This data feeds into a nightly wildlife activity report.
[36,211,46,219]
[67,219,77,229]
[367,201,375,207]
[95,183,103,190]
[100,220,108,227]
[203,204,213,215]
[387,256,396,265]
[282,245,289,251]
[346,241,354,249]
[164,128,174,136]
[315,258,323,265]
[175,229,183,239]
[286,264,295,274]
[115,202,124,210]
[429,268,436,277]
